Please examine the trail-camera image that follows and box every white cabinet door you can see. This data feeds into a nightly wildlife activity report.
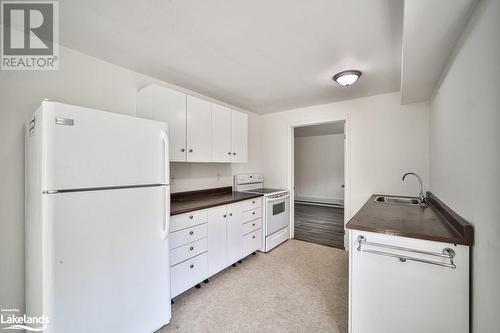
[207,206,228,276]
[231,111,248,163]
[137,85,187,162]
[349,230,469,333]
[211,104,232,162]
[227,202,243,264]
[187,96,212,162]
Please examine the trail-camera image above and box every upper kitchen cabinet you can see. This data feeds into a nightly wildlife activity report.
[186,95,212,162]
[137,85,187,162]
[137,85,248,163]
[211,104,232,163]
[231,111,248,163]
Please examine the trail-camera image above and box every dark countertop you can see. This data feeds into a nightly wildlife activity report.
[346,192,473,245]
[171,186,263,216]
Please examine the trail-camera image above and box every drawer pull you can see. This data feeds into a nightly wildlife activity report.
[189,215,194,219]
[252,201,255,204]
[233,152,236,155]
[229,213,233,216]
[252,212,256,215]
[190,264,194,269]
[190,246,194,251]
[181,148,186,152]
[189,231,194,235]
[252,223,255,226]
[223,214,227,218]
[228,152,232,155]
[189,149,193,153]
[252,235,256,239]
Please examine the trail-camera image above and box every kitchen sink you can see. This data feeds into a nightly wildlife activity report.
[374,195,421,206]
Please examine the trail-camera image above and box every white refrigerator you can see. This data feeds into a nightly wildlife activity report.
[25,101,171,333]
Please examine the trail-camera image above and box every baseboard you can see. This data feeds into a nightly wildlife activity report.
[294,195,344,207]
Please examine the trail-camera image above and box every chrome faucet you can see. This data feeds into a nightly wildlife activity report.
[402,172,428,207]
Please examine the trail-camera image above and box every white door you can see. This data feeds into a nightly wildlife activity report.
[266,195,290,235]
[211,104,232,162]
[231,111,248,163]
[45,186,170,333]
[350,230,469,333]
[151,86,187,162]
[186,96,212,162]
[227,202,243,263]
[207,206,228,276]
[41,101,168,191]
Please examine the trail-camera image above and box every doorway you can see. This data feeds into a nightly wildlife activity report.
[292,121,345,249]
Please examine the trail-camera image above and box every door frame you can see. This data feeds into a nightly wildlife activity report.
[287,114,351,250]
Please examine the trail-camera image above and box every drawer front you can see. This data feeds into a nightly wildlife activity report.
[171,252,208,298]
[242,207,262,223]
[243,228,262,257]
[243,218,262,236]
[239,198,262,212]
[170,210,208,232]
[170,238,208,266]
[170,223,208,249]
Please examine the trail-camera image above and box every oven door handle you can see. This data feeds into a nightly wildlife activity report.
[267,194,289,202]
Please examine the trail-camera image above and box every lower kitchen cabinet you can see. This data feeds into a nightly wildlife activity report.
[171,252,208,298]
[227,203,244,264]
[207,206,228,276]
[349,230,469,333]
[171,198,263,299]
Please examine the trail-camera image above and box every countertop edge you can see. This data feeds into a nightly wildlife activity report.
[170,192,263,216]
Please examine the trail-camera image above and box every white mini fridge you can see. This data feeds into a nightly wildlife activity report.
[25,101,171,333]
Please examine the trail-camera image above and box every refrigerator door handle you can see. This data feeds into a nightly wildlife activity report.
[161,186,170,240]
[161,130,169,184]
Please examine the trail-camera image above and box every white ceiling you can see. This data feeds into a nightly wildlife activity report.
[295,122,345,137]
[401,0,478,104]
[59,0,403,114]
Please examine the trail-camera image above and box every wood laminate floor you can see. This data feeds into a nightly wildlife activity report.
[294,203,345,249]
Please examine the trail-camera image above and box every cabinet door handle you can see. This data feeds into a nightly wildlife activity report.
[190,264,194,269]
[189,231,194,235]
[233,152,236,155]
[229,213,233,216]
[252,223,255,226]
[189,246,194,251]
[252,201,255,204]
[181,148,186,152]
[252,235,256,239]
[189,149,193,153]
[189,215,194,219]
[252,212,256,215]
[228,152,232,155]
[223,214,227,218]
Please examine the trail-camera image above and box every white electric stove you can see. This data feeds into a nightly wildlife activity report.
[234,173,290,252]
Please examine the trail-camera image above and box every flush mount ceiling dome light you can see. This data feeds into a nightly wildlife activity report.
[333,70,362,87]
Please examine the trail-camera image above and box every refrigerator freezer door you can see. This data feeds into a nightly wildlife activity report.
[43,186,171,333]
[40,102,169,191]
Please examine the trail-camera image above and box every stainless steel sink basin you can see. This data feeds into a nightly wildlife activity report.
[374,195,421,206]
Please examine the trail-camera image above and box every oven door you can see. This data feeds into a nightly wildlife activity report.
[266,193,290,236]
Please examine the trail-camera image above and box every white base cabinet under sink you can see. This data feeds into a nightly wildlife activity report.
[170,197,262,298]
[349,230,469,333]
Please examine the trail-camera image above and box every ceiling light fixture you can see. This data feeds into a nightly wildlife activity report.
[333,70,362,87]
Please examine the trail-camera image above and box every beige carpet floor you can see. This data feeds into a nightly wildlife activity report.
[158,239,348,333]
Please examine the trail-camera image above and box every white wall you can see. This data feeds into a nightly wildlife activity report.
[429,0,500,331]
[261,92,430,218]
[0,46,260,313]
[294,134,344,203]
